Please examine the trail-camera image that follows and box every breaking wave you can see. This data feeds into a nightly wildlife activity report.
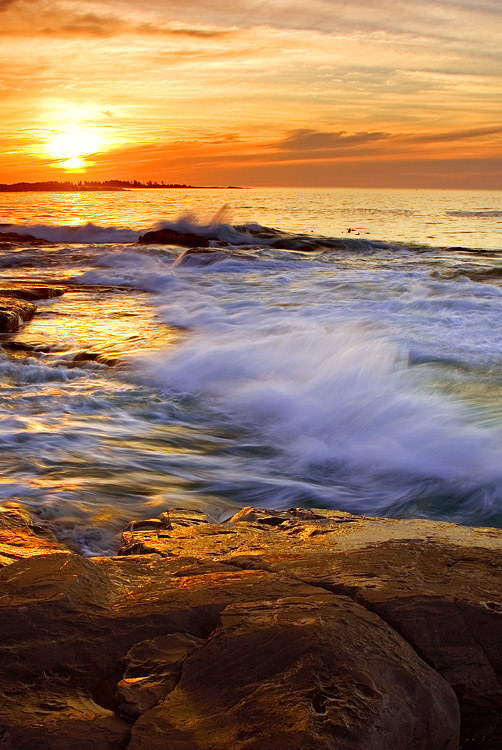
[0,223,139,244]
[132,320,502,524]
[0,210,411,254]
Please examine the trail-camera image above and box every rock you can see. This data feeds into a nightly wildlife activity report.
[0,285,67,301]
[0,545,459,750]
[173,248,255,267]
[0,502,66,566]
[2,504,502,748]
[0,544,349,748]
[0,231,53,245]
[128,596,459,750]
[117,632,205,718]
[0,296,36,332]
[137,228,210,247]
[119,506,502,748]
[1,341,51,354]
[272,237,318,251]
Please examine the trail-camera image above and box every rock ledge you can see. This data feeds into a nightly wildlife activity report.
[1,504,501,749]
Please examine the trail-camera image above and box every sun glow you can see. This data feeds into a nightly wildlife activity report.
[47,128,103,170]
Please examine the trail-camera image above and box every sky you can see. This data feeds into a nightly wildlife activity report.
[0,0,500,187]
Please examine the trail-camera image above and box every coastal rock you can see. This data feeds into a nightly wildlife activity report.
[0,296,36,332]
[128,596,458,750]
[0,231,53,245]
[2,504,502,748]
[173,248,255,267]
[119,506,502,748]
[116,632,205,718]
[137,228,210,247]
[0,503,65,566]
[0,284,67,301]
[0,545,459,750]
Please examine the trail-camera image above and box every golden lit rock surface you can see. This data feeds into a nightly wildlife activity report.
[0,296,36,332]
[1,505,501,748]
[0,502,67,566]
[0,284,67,301]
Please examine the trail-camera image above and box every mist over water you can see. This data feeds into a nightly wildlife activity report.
[0,187,501,553]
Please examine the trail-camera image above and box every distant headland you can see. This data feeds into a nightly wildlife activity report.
[0,180,243,192]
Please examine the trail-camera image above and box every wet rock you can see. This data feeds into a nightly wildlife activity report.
[137,228,210,247]
[173,248,254,267]
[272,237,318,251]
[0,296,36,332]
[0,284,67,301]
[1,341,51,354]
[0,231,53,245]
[0,503,66,566]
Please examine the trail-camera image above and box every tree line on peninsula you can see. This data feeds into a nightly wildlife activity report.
[0,180,240,192]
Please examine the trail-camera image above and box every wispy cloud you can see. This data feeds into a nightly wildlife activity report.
[0,0,500,186]
[408,126,502,143]
[278,129,390,151]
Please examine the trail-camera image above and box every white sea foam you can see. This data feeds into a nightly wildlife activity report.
[133,321,502,494]
[0,222,139,243]
[1,188,502,543]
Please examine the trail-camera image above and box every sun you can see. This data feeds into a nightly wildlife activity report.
[47,128,102,170]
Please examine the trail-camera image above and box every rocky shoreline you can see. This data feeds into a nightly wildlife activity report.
[0,245,501,749]
[0,502,500,749]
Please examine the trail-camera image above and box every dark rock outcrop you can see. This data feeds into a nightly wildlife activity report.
[119,506,502,748]
[0,296,36,332]
[1,504,502,748]
[0,285,67,332]
[0,285,67,301]
[173,247,255,267]
[0,232,53,245]
[137,229,210,247]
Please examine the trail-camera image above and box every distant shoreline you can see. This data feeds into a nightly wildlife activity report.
[0,180,244,192]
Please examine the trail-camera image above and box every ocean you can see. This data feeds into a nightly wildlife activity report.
[0,186,501,555]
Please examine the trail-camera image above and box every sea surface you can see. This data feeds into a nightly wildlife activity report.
[0,186,501,555]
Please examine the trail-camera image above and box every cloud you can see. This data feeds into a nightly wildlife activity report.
[137,22,230,39]
[278,129,391,151]
[0,2,232,39]
[409,126,502,143]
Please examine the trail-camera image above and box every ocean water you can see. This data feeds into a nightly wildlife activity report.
[0,186,501,555]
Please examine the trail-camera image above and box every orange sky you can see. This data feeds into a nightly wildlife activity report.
[0,0,500,187]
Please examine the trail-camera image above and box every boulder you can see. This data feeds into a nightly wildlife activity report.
[0,546,459,750]
[137,228,210,247]
[119,506,502,748]
[2,504,502,748]
[128,596,458,750]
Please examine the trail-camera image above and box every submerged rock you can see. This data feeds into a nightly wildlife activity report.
[137,228,210,247]
[1,504,502,748]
